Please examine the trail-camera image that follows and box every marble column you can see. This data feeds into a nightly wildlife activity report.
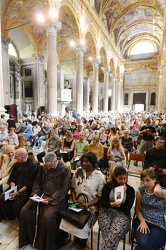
[33,54,45,109]
[75,46,86,114]
[46,20,61,116]
[57,64,64,90]
[159,64,166,112]
[1,35,10,105]
[92,59,100,113]
[0,36,4,109]
[103,68,109,112]
[117,79,122,111]
[111,74,116,111]
[84,77,90,114]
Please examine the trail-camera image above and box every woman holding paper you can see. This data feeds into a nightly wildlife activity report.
[98,167,135,250]
[134,169,166,250]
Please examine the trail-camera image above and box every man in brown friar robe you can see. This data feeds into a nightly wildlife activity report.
[19,152,71,250]
[0,148,39,220]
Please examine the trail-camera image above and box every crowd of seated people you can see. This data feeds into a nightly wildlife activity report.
[0,111,165,249]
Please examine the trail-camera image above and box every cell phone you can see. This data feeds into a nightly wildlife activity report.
[69,202,80,208]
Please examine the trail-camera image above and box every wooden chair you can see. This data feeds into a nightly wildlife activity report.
[18,135,24,148]
[127,153,144,178]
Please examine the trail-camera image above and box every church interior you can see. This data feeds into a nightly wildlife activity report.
[0,1,166,250]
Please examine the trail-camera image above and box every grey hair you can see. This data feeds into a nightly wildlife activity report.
[44,152,57,164]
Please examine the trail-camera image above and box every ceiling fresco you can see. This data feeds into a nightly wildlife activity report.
[1,0,166,63]
[97,0,165,55]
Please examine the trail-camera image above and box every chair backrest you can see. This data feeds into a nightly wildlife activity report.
[18,135,24,148]
[129,153,144,163]
[0,154,5,170]
[103,146,108,158]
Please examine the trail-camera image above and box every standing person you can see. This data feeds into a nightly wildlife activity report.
[144,136,166,187]
[138,118,156,154]
[98,167,135,250]
[19,152,71,250]
[134,169,166,250]
[60,152,105,249]
[0,148,39,220]
[0,145,16,194]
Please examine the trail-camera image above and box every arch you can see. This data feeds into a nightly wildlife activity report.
[84,31,97,76]
[100,47,107,67]
[57,4,80,63]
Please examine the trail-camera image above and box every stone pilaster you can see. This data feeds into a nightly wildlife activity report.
[103,68,109,112]
[92,59,100,113]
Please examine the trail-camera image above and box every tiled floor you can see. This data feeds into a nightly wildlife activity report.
[0,148,141,250]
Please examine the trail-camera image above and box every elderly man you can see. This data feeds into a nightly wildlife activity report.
[36,128,61,163]
[0,148,39,220]
[19,152,71,250]
[0,145,17,193]
[144,136,166,187]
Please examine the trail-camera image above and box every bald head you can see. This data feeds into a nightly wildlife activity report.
[5,145,15,159]
[15,148,28,163]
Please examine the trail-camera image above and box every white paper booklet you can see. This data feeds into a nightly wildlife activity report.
[69,207,83,212]
[114,185,124,202]
[60,149,67,153]
[4,186,17,201]
[30,195,44,202]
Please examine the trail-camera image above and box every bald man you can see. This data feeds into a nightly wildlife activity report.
[0,148,39,221]
[0,145,17,193]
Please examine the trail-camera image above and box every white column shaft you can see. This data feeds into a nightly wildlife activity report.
[47,25,58,115]
[103,69,109,112]
[92,60,100,112]
[76,48,84,114]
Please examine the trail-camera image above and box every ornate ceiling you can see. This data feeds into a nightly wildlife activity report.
[1,0,166,62]
[95,0,165,56]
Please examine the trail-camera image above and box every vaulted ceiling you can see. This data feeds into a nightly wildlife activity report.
[1,0,166,61]
[94,0,165,57]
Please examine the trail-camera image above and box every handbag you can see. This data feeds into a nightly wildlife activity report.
[60,193,91,229]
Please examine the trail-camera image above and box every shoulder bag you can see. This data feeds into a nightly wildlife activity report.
[60,193,91,229]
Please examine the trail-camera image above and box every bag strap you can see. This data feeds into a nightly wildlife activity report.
[76,193,89,207]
